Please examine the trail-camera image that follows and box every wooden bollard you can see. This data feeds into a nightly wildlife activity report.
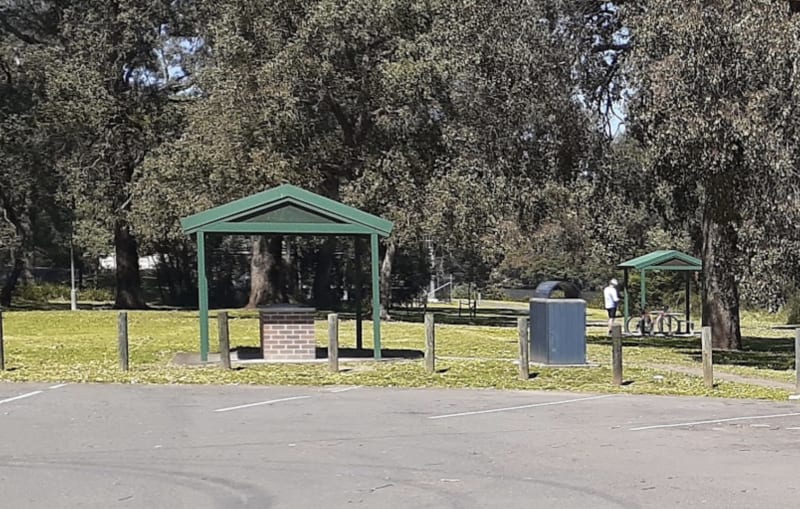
[328,313,339,373]
[612,325,622,386]
[0,308,5,371]
[218,311,231,370]
[425,313,435,374]
[118,311,129,371]
[518,317,529,380]
[702,326,713,389]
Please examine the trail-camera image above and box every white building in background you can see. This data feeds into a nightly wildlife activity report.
[98,254,162,271]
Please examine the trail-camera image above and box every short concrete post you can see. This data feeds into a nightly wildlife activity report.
[328,313,339,373]
[702,326,713,389]
[612,325,622,386]
[218,311,231,370]
[518,317,529,380]
[425,313,435,374]
[118,311,129,371]
[0,308,5,371]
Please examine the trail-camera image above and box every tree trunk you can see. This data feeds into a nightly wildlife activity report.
[114,220,146,309]
[0,194,34,307]
[313,238,337,310]
[0,258,24,307]
[380,239,396,320]
[283,238,295,302]
[288,240,302,302]
[701,210,742,350]
[247,236,271,308]
[268,236,285,302]
[0,204,34,307]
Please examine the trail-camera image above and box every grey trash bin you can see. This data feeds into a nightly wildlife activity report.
[529,281,586,365]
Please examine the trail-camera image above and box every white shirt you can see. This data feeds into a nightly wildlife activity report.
[603,285,620,309]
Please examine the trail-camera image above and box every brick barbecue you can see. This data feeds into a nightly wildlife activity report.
[259,305,317,361]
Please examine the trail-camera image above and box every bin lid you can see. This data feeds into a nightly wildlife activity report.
[533,281,581,299]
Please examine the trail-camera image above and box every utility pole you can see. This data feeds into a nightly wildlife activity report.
[70,240,78,311]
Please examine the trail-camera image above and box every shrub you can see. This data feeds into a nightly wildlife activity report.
[15,283,113,303]
[786,293,800,325]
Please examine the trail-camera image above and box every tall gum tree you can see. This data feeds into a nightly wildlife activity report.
[626,1,800,349]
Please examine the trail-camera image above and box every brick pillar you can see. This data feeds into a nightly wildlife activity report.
[259,305,317,361]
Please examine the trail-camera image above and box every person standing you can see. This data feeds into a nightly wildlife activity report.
[604,279,620,334]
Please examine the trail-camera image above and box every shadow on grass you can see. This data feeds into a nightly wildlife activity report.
[233,346,423,360]
[588,334,797,372]
[588,335,701,350]
[387,307,526,327]
[689,336,796,371]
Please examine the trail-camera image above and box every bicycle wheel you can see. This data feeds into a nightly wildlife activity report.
[663,316,675,335]
[626,316,643,335]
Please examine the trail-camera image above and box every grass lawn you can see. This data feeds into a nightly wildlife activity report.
[0,305,796,400]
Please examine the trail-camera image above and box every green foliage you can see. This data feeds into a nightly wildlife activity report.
[785,294,800,325]
[14,283,113,303]
[623,1,800,348]
[3,0,800,327]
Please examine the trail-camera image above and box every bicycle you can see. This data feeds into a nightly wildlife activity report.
[625,307,676,336]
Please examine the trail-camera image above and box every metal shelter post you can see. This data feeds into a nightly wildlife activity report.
[197,231,209,362]
[640,269,646,312]
[371,233,382,359]
[623,268,629,332]
[355,236,363,350]
[685,272,691,334]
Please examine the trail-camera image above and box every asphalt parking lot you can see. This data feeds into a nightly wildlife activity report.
[1,382,799,508]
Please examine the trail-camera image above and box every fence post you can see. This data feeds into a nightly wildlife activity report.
[0,308,5,371]
[702,326,713,389]
[425,313,435,374]
[328,313,339,373]
[612,325,622,386]
[218,311,231,370]
[118,311,129,371]
[518,317,530,380]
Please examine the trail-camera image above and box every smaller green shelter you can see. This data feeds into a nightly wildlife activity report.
[618,250,702,334]
[180,184,394,361]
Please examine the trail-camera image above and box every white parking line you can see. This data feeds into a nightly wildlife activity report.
[214,396,311,413]
[630,411,800,431]
[0,391,43,406]
[49,383,68,390]
[428,394,615,420]
[329,386,361,393]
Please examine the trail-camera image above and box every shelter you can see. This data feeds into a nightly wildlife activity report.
[180,184,393,361]
[617,250,702,335]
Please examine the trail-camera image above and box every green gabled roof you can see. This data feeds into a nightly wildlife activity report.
[180,184,393,237]
[618,250,702,271]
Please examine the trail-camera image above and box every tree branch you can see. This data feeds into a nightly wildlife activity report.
[0,14,45,45]
[324,92,356,147]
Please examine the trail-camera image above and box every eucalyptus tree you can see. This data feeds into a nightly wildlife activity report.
[33,0,200,308]
[136,0,453,309]
[625,1,800,349]
[0,1,67,305]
